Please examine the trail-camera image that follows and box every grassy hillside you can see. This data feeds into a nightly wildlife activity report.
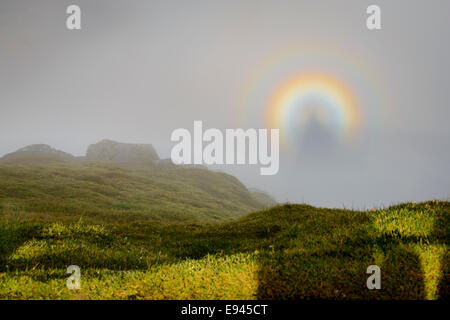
[248,188,278,208]
[0,197,448,299]
[0,161,266,224]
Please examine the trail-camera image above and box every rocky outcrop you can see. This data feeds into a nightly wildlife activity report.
[86,139,159,164]
[2,144,75,160]
[1,140,208,170]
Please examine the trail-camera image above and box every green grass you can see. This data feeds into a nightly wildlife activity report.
[0,163,448,299]
[0,162,265,224]
[0,201,448,299]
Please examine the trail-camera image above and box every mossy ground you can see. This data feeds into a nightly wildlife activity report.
[1,200,448,299]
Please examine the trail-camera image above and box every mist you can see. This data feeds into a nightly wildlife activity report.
[1,0,449,208]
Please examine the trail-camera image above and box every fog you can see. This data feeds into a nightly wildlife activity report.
[1,0,449,208]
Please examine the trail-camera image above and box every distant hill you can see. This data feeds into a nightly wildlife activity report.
[0,161,270,223]
[0,140,277,222]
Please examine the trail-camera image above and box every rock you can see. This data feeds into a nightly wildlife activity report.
[86,139,159,164]
[2,144,75,160]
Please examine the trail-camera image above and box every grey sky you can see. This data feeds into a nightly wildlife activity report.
[1,0,449,207]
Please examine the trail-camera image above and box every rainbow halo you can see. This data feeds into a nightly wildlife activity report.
[266,73,361,145]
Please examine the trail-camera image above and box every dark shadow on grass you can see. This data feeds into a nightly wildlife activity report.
[1,202,448,299]
[438,249,449,299]
[434,202,450,299]
[253,205,429,299]
[0,224,43,272]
